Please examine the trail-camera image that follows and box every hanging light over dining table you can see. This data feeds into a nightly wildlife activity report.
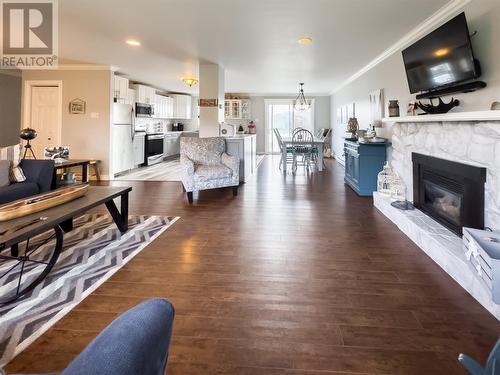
[294,83,311,111]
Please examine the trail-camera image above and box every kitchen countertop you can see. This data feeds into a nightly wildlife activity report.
[224,134,256,139]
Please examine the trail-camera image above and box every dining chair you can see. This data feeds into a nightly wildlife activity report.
[292,128,315,173]
[274,128,294,170]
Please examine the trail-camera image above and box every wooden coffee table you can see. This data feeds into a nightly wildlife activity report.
[0,186,132,304]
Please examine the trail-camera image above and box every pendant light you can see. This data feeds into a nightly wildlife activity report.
[294,83,310,111]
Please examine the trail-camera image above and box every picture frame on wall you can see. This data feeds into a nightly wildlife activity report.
[69,98,86,114]
[369,89,384,127]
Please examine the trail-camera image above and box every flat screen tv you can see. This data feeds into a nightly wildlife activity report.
[402,12,480,94]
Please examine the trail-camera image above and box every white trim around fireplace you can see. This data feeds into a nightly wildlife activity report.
[383,110,500,123]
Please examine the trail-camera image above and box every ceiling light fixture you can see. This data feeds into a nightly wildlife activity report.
[294,83,311,111]
[125,39,141,47]
[298,37,313,46]
[182,77,199,87]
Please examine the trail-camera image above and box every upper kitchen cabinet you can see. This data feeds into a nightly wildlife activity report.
[113,75,129,103]
[225,99,251,120]
[126,88,136,106]
[153,94,174,119]
[172,95,192,119]
[132,84,156,105]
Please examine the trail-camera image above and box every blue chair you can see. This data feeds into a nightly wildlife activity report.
[459,339,500,375]
[3,298,175,375]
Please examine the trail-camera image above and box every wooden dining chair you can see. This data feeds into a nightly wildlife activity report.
[292,128,315,173]
[274,128,293,170]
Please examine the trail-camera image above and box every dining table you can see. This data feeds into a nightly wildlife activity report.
[280,136,326,173]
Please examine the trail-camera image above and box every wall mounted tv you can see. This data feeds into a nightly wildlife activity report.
[402,12,485,99]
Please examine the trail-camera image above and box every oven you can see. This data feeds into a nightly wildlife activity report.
[145,133,164,166]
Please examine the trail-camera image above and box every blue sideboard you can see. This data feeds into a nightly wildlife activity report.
[344,140,390,196]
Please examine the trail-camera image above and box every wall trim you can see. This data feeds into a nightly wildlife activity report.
[55,64,115,71]
[330,0,472,95]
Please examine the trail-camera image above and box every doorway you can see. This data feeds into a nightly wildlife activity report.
[264,99,315,154]
[23,81,63,159]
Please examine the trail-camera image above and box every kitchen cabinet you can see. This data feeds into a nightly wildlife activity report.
[163,133,181,158]
[153,95,174,119]
[225,99,251,120]
[133,133,145,166]
[126,89,136,106]
[225,135,257,182]
[113,75,129,103]
[132,84,156,105]
[343,140,389,196]
[172,95,192,119]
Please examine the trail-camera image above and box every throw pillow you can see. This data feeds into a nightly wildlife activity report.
[0,144,26,183]
[0,160,10,187]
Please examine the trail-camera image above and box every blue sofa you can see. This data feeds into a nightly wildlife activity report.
[4,298,175,375]
[0,159,55,205]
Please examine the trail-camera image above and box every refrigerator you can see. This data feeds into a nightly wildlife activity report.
[112,103,135,175]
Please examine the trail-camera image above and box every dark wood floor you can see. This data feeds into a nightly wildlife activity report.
[7,157,500,374]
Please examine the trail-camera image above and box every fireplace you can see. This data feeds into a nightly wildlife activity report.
[412,153,486,236]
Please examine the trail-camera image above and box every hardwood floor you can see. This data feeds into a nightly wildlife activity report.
[6,157,500,374]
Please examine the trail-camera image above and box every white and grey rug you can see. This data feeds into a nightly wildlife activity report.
[0,213,178,366]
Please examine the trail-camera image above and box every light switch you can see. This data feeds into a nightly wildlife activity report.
[90,112,99,119]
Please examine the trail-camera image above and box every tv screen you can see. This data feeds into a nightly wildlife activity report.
[402,13,479,94]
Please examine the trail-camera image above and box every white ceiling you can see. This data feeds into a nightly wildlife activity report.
[59,0,450,95]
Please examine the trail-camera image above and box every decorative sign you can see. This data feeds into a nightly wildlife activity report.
[198,99,218,107]
[69,98,86,114]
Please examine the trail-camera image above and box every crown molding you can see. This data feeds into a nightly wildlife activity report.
[330,0,473,95]
[55,64,114,71]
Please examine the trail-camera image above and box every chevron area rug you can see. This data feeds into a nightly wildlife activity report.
[0,213,178,366]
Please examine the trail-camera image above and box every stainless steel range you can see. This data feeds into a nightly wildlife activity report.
[145,133,164,166]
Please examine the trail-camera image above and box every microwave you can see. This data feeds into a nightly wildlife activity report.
[135,103,153,117]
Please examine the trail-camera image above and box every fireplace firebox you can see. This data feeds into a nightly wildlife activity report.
[412,153,486,236]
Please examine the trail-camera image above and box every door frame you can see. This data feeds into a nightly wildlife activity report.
[23,80,63,150]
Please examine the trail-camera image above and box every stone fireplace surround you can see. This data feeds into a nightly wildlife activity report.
[374,119,500,319]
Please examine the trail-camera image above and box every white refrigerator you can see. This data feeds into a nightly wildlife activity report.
[112,103,135,175]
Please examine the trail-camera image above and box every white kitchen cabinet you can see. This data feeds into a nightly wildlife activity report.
[153,94,172,119]
[133,133,145,166]
[225,99,251,120]
[126,88,136,106]
[165,96,174,118]
[225,135,257,182]
[132,84,156,105]
[113,75,129,103]
[172,95,192,119]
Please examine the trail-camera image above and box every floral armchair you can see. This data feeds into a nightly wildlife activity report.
[180,137,240,203]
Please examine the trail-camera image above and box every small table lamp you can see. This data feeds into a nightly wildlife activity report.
[20,128,38,159]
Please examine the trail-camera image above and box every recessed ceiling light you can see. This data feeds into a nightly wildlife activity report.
[125,39,141,47]
[298,37,313,45]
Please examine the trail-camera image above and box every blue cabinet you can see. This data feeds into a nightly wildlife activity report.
[344,140,389,196]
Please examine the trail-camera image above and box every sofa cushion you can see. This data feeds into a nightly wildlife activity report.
[0,182,39,205]
[0,144,26,183]
[0,160,10,187]
[181,137,225,166]
[194,164,232,181]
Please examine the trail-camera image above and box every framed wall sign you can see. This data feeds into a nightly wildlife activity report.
[198,99,218,107]
[69,98,86,114]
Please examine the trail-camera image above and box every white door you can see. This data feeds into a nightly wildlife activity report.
[29,86,62,158]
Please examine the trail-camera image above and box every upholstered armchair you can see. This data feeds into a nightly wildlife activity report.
[180,137,240,203]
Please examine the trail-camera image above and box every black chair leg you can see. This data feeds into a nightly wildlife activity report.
[187,192,193,203]
[232,187,238,197]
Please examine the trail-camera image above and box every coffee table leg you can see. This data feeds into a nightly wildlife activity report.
[0,225,63,305]
[105,192,129,233]
[60,218,74,232]
[82,164,88,183]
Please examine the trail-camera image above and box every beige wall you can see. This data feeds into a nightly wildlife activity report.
[0,71,22,147]
[22,69,113,177]
[331,0,500,162]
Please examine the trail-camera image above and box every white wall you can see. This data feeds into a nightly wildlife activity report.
[331,0,500,162]
[226,95,331,153]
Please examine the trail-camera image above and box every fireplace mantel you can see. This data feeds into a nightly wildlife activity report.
[382,110,500,123]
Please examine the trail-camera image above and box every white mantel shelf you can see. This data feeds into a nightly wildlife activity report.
[382,110,500,123]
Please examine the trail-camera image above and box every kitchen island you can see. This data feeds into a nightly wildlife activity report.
[224,134,257,183]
